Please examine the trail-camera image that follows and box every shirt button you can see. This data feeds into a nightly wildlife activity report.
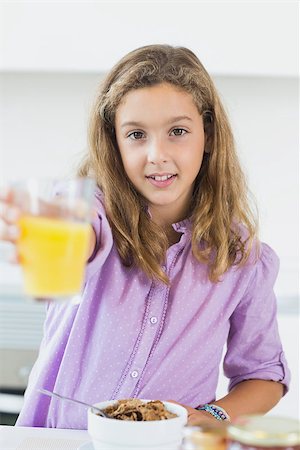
[131,370,139,378]
[150,316,158,324]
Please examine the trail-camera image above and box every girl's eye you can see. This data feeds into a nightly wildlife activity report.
[128,131,145,140]
[170,128,187,136]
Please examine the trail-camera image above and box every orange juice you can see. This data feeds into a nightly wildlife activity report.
[18,215,90,297]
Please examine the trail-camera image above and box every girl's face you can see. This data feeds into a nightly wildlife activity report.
[115,82,206,224]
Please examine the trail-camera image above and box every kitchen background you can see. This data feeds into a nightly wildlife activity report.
[0,1,298,424]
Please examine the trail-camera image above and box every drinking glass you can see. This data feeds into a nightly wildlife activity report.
[11,177,95,300]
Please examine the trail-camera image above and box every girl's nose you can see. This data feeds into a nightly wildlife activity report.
[147,139,169,164]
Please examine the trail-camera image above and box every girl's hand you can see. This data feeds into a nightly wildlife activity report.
[1,188,98,264]
[167,400,218,426]
[0,189,21,263]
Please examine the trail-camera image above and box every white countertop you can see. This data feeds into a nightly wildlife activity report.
[0,426,90,450]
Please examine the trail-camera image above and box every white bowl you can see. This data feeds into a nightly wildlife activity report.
[88,399,188,450]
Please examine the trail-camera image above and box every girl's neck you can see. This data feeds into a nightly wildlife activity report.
[149,201,190,227]
[149,206,187,247]
[166,226,182,246]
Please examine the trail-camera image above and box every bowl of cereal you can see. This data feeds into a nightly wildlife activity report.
[88,398,188,449]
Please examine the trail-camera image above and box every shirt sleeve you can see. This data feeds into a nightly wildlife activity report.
[223,243,291,394]
[85,189,114,282]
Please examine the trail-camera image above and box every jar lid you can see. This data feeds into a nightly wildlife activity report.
[228,415,300,447]
[183,423,227,447]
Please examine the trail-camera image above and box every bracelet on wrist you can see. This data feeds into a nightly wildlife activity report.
[196,403,230,421]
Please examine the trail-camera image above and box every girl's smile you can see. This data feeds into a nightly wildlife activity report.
[146,173,177,188]
[115,82,206,225]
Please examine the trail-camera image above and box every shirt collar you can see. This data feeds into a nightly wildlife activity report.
[172,218,192,234]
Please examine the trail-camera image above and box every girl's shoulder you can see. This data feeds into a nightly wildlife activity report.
[242,239,280,292]
[233,221,277,259]
[232,221,279,279]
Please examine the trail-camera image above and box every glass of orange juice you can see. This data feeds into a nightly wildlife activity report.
[11,178,95,301]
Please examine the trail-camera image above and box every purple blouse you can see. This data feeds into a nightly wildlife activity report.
[16,191,290,429]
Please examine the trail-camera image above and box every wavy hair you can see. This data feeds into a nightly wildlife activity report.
[78,44,258,284]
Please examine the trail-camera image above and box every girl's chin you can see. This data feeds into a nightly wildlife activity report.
[147,195,177,206]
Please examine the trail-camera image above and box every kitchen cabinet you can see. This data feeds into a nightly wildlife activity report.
[0,2,298,77]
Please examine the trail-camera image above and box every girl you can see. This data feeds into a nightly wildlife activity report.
[0,44,290,429]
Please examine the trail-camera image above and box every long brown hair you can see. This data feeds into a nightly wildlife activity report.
[78,44,258,284]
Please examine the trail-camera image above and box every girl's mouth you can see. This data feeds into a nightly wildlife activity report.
[146,174,177,188]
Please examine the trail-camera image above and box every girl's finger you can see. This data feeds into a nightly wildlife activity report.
[0,223,20,243]
[0,186,14,203]
[8,249,20,264]
[0,205,21,225]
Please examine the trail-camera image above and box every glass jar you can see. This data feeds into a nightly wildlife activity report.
[227,415,300,449]
[181,423,228,450]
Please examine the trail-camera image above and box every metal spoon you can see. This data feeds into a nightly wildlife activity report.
[38,388,110,418]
